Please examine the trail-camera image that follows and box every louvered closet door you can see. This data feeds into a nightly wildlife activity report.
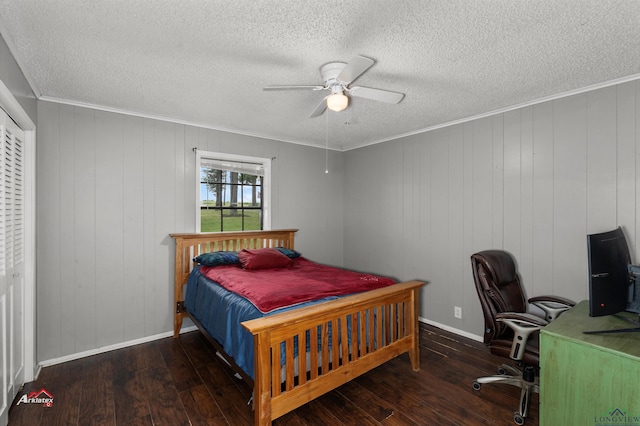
[0,107,24,425]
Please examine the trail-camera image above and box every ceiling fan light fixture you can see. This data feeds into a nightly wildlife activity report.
[326,93,348,112]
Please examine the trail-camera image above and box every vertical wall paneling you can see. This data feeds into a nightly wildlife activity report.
[531,103,555,296]
[122,116,145,341]
[553,94,588,300]
[429,129,450,320]
[345,79,640,338]
[184,126,201,232]
[73,107,97,353]
[586,87,618,231]
[36,101,344,362]
[36,102,61,361]
[34,79,640,355]
[382,143,404,277]
[342,151,360,258]
[616,81,637,260]
[174,126,186,235]
[141,119,156,336]
[520,107,535,294]
[270,143,281,230]
[401,137,418,280]
[447,127,465,322]
[345,143,404,275]
[278,145,315,237]
[94,111,125,348]
[503,110,522,257]
[58,105,76,353]
[155,121,179,335]
[416,136,432,317]
[492,115,504,248]
[471,118,494,250]
[462,122,479,324]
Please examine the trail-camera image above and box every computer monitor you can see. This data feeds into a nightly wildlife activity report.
[587,227,631,317]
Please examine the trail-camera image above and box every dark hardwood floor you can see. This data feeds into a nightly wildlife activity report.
[9,324,538,425]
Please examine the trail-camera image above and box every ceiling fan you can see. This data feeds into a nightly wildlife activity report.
[263,55,405,118]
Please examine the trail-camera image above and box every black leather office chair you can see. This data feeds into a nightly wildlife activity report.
[470,250,575,425]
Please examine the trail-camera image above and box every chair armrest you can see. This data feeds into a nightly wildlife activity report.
[497,312,549,327]
[529,296,575,321]
[496,312,548,361]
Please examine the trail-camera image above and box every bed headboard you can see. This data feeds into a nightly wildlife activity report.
[169,228,298,337]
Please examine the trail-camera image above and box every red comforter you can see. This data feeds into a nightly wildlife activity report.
[200,257,396,313]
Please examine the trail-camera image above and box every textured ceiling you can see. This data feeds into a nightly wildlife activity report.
[0,1,639,151]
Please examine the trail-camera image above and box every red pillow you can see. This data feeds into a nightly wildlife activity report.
[238,248,293,270]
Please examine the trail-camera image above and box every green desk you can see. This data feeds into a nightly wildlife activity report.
[540,300,640,425]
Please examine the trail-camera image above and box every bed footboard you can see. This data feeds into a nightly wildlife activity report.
[171,230,425,425]
[242,280,424,426]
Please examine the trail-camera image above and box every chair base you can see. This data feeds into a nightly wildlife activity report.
[472,364,539,425]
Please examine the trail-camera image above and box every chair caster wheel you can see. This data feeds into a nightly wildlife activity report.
[514,413,525,425]
[472,381,481,391]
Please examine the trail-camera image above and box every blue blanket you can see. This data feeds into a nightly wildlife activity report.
[184,266,341,379]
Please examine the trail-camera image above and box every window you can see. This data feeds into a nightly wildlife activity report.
[196,150,271,232]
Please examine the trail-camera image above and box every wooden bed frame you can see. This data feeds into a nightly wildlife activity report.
[171,229,424,426]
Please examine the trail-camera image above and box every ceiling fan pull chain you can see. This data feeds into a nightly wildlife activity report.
[325,112,329,174]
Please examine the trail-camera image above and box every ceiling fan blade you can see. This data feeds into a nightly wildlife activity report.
[263,85,324,91]
[336,56,375,85]
[349,86,405,104]
[309,96,328,118]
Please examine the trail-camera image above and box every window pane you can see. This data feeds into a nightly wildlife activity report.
[200,207,222,232]
[200,164,263,232]
[200,183,217,207]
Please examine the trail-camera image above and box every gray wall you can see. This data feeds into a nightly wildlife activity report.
[0,35,36,124]
[36,102,344,362]
[344,80,640,339]
[34,75,640,359]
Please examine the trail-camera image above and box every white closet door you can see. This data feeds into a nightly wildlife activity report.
[0,107,24,426]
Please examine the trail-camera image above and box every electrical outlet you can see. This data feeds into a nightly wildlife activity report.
[454,306,462,319]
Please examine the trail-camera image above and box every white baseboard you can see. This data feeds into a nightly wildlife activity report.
[418,316,483,343]
[37,325,199,372]
[37,319,480,375]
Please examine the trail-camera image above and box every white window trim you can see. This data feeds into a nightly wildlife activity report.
[195,150,271,232]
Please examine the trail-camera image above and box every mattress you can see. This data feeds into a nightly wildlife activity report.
[184,257,396,379]
[184,266,340,379]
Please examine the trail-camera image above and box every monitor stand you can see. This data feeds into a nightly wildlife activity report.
[583,313,640,335]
